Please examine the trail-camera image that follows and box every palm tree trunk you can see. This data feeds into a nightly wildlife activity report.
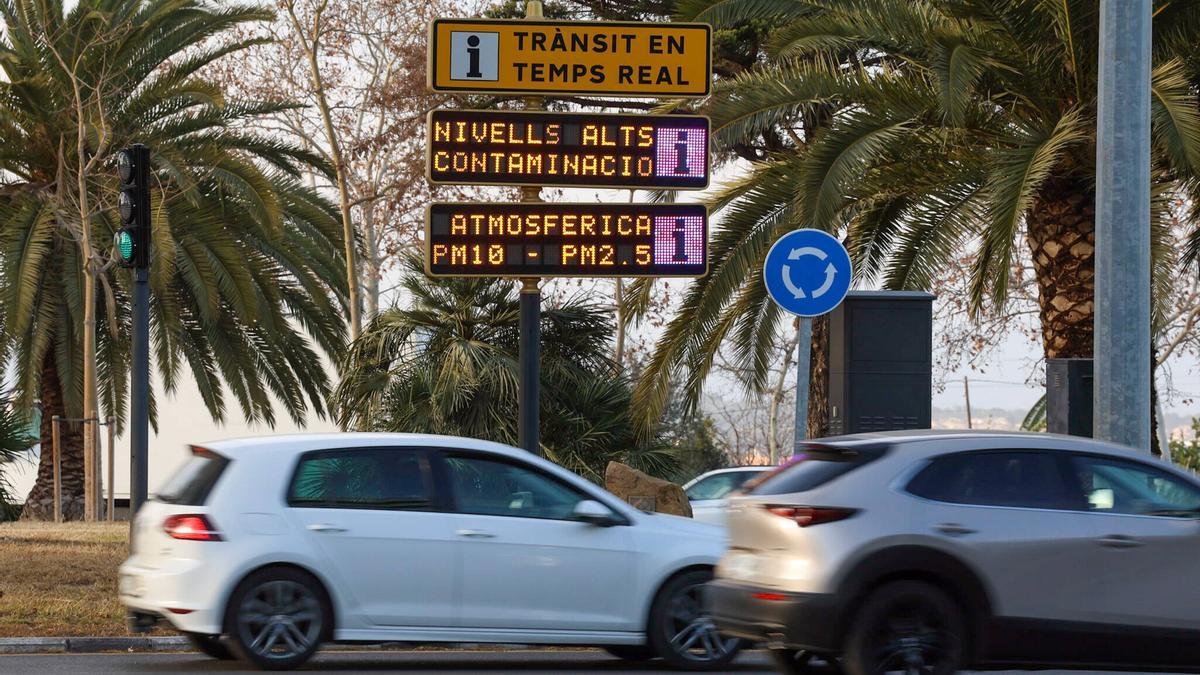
[21,351,85,520]
[1026,178,1096,359]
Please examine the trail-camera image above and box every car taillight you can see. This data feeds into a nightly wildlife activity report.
[764,505,856,527]
[163,514,223,541]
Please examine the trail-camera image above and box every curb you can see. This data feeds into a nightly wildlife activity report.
[0,637,541,655]
[0,636,190,654]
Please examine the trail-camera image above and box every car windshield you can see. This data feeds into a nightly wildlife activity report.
[685,471,759,501]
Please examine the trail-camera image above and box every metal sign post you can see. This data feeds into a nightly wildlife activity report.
[1094,0,1151,451]
[518,1,544,457]
[763,229,853,455]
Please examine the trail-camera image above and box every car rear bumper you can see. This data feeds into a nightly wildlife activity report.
[119,557,224,634]
[708,580,840,652]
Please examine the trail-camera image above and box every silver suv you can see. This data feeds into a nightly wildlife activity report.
[709,430,1200,674]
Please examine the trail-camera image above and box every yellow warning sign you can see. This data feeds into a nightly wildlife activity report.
[427,19,711,97]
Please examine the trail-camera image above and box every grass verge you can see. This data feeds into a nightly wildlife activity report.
[0,521,163,637]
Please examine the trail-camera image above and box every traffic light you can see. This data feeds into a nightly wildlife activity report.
[114,144,151,268]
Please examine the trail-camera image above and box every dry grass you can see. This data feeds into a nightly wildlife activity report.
[0,521,166,637]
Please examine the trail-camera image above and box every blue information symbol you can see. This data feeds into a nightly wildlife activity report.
[763,229,852,317]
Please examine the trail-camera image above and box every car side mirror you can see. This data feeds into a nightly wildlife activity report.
[573,499,619,527]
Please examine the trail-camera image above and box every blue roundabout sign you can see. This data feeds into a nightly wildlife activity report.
[763,229,852,317]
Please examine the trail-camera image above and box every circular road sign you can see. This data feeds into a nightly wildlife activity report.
[763,229,852,317]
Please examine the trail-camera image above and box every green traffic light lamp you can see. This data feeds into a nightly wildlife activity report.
[114,228,135,266]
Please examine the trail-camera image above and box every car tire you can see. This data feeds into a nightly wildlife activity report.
[841,580,965,675]
[647,569,742,671]
[225,567,329,671]
[603,644,658,661]
[185,632,235,660]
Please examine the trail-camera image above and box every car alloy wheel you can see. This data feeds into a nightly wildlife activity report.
[227,568,327,670]
[843,581,964,675]
[648,569,741,671]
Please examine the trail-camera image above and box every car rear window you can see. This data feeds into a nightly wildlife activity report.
[156,448,230,505]
[750,444,886,496]
[288,448,432,510]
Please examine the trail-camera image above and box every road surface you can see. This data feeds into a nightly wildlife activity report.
[0,649,1189,674]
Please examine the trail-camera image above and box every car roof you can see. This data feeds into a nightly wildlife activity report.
[697,466,773,475]
[812,429,1146,459]
[196,432,531,458]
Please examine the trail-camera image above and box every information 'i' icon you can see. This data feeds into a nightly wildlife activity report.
[673,131,689,174]
[466,35,482,78]
[672,218,688,261]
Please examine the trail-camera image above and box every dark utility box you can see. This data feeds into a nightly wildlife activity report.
[1046,358,1093,437]
[828,291,934,435]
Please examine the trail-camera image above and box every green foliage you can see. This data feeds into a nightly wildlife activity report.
[0,406,35,520]
[659,390,730,483]
[1021,395,1047,432]
[1170,418,1200,474]
[631,0,1200,426]
[335,255,678,482]
[0,0,347,432]
[484,0,576,20]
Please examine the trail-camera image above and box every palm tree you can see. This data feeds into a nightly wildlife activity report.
[0,404,35,520]
[633,0,1200,425]
[0,0,348,519]
[334,255,679,481]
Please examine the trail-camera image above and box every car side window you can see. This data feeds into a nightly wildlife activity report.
[907,451,1081,510]
[445,455,588,521]
[685,473,743,501]
[1069,455,1200,517]
[288,448,432,510]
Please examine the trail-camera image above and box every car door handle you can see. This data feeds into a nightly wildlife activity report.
[306,523,347,534]
[456,529,496,539]
[934,523,977,536]
[1097,535,1143,549]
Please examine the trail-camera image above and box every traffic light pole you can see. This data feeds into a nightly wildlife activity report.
[130,267,150,514]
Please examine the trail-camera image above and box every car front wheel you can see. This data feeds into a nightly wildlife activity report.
[647,569,741,671]
[841,580,965,675]
[226,567,328,671]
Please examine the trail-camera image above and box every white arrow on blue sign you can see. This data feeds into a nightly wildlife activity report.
[763,229,852,317]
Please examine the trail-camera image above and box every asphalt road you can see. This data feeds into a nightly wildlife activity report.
[0,650,1188,674]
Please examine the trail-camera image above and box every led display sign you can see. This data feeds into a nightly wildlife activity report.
[426,202,707,277]
[427,19,711,97]
[427,110,709,190]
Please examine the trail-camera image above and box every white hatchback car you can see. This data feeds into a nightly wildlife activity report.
[120,434,741,670]
[684,467,773,525]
